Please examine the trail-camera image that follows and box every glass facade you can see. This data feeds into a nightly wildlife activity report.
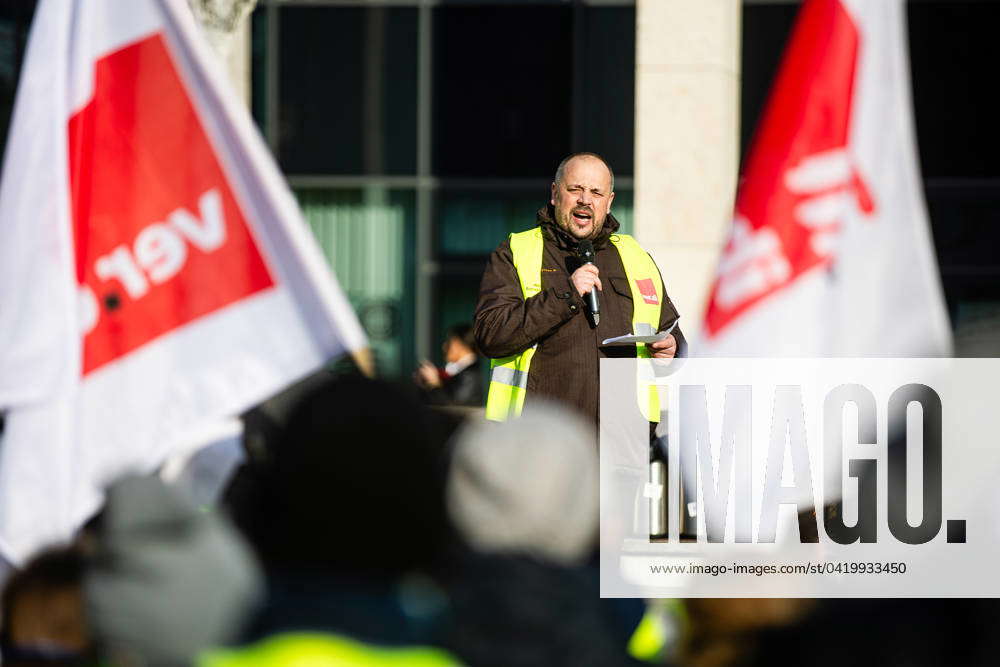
[274,7,418,175]
[2,0,997,379]
[252,0,638,377]
[0,1,32,160]
[296,187,416,377]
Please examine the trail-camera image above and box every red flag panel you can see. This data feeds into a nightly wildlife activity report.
[68,33,275,375]
[704,0,875,338]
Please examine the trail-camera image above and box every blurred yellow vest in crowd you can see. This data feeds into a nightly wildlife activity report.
[200,632,460,666]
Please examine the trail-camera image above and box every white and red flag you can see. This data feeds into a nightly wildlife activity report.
[700,0,951,356]
[0,0,367,564]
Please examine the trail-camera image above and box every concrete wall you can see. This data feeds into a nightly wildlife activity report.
[189,0,254,106]
[633,0,741,329]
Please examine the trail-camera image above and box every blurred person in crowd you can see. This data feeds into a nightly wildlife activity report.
[741,599,1000,667]
[217,376,462,665]
[677,440,1000,667]
[0,546,92,666]
[414,323,483,407]
[679,598,812,667]
[709,438,1000,667]
[474,152,686,424]
[83,475,262,665]
[440,401,644,667]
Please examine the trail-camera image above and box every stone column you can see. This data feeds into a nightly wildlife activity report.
[633,0,741,328]
[187,0,256,106]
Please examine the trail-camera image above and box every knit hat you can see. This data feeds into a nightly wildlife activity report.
[84,476,262,665]
[446,402,598,565]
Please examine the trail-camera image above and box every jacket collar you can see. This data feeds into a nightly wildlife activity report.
[536,204,619,252]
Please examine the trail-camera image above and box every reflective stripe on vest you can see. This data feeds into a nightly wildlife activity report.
[485,227,664,422]
[610,233,663,422]
[199,632,460,667]
[484,227,543,422]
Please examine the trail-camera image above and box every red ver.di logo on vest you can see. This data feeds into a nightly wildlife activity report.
[635,278,659,306]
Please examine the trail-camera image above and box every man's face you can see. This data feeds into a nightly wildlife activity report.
[550,156,615,240]
[442,336,466,364]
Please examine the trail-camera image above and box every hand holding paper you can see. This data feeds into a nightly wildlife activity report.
[647,330,679,359]
[601,318,680,346]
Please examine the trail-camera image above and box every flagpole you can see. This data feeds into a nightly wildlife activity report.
[351,347,375,378]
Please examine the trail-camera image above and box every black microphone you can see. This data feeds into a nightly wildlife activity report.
[577,239,600,326]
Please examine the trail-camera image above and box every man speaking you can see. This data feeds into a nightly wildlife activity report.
[474,152,686,424]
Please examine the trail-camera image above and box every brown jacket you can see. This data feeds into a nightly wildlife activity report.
[473,205,686,423]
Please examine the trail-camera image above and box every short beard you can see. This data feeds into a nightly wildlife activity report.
[556,207,603,240]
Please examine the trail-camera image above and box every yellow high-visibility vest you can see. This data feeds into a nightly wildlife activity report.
[485,227,664,422]
[627,599,687,663]
[199,632,461,667]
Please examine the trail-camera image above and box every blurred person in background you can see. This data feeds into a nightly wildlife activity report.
[440,401,644,667]
[218,375,462,665]
[0,545,92,666]
[414,323,483,408]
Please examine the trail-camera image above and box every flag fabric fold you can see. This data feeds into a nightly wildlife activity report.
[700,0,952,357]
[0,0,367,564]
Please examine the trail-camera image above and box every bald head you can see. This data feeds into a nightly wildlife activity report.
[554,152,615,193]
[550,153,616,240]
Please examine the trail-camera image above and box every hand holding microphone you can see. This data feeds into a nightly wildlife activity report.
[573,239,601,326]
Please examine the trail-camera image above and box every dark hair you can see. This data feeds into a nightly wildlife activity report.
[445,323,477,354]
[243,376,453,576]
[0,546,86,649]
[554,152,615,192]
